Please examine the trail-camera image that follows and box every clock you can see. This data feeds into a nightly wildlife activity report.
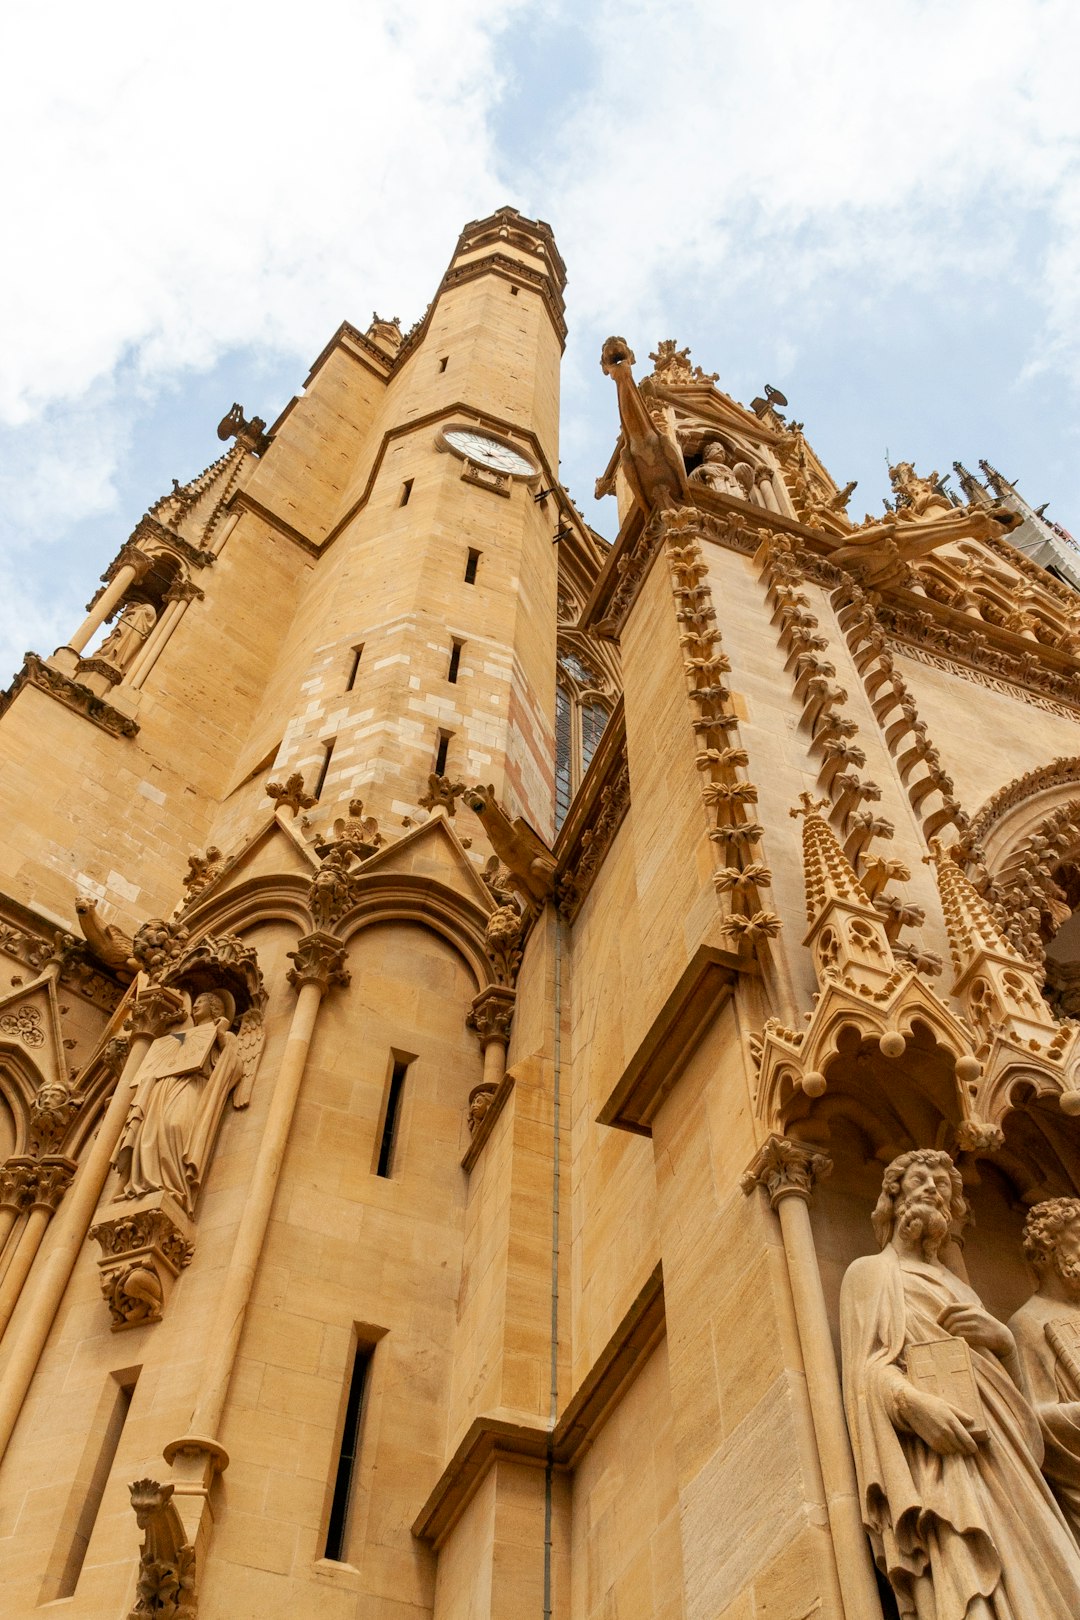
[442,428,536,478]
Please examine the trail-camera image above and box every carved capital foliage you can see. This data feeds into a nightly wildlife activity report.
[741,1134,833,1207]
[483,904,525,987]
[128,985,188,1040]
[0,1154,77,1214]
[286,933,350,993]
[127,1478,197,1620]
[466,985,516,1049]
[90,1196,195,1331]
[106,543,153,584]
[954,1119,1006,1155]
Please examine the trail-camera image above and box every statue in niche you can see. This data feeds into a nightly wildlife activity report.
[840,1148,1080,1617]
[1009,1198,1080,1540]
[95,600,157,673]
[689,441,753,500]
[112,990,260,1215]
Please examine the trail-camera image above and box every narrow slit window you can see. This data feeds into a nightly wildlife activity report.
[464,548,480,585]
[323,1341,373,1563]
[438,356,448,373]
[42,1370,138,1601]
[376,1057,411,1178]
[346,645,364,691]
[400,479,413,506]
[314,740,335,800]
[447,639,463,684]
[434,730,451,777]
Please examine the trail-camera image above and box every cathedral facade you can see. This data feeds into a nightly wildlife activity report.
[1,207,1080,1617]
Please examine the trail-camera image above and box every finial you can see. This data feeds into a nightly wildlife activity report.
[790,793,830,821]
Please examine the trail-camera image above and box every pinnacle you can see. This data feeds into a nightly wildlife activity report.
[791,795,874,927]
[924,838,1029,977]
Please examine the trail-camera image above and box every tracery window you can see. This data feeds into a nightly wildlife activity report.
[555,643,612,831]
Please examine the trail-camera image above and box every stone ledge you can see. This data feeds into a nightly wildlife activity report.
[0,653,139,738]
[598,943,743,1135]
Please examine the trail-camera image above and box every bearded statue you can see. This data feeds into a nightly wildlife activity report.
[840,1148,1080,1617]
[1009,1198,1080,1540]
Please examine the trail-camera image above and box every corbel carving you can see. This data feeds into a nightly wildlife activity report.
[91,1197,195,1330]
[127,1478,196,1620]
[28,1079,79,1155]
[0,653,140,739]
[307,850,355,931]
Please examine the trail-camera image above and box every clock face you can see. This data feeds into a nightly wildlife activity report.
[443,429,536,478]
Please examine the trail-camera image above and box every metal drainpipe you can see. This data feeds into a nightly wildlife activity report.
[543,910,564,1618]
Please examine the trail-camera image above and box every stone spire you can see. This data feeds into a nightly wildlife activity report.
[792,793,896,992]
[925,839,1057,1051]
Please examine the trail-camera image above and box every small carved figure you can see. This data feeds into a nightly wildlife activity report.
[308,849,354,931]
[182,847,224,901]
[1010,1199,1080,1539]
[217,402,269,455]
[129,917,186,981]
[95,601,157,673]
[841,1149,1080,1617]
[689,442,743,499]
[466,1083,498,1134]
[329,797,383,858]
[113,991,245,1215]
[127,1478,196,1620]
[29,1078,78,1156]
[889,461,953,520]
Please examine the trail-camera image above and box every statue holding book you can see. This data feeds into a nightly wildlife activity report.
[1009,1197,1080,1542]
[840,1148,1080,1617]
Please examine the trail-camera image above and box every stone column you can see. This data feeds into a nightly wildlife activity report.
[742,1135,882,1620]
[126,578,202,690]
[0,983,186,1464]
[0,1157,76,1338]
[0,1162,30,1272]
[465,984,516,1115]
[52,544,151,668]
[162,932,349,1552]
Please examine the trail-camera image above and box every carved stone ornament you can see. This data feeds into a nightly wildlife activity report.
[466,1083,498,1135]
[557,754,631,922]
[307,849,355,931]
[181,847,225,902]
[314,797,383,861]
[418,773,468,816]
[741,1134,832,1206]
[90,1194,195,1330]
[216,400,269,455]
[0,1155,77,1215]
[0,653,140,739]
[0,1005,45,1046]
[28,1079,79,1155]
[464,785,556,911]
[841,1150,1080,1618]
[94,601,157,674]
[127,1478,197,1620]
[484,903,525,987]
[466,984,516,1050]
[265,771,316,817]
[127,985,189,1041]
[285,932,351,993]
[646,339,718,387]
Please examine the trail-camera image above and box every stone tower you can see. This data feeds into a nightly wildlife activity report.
[2,209,1080,1619]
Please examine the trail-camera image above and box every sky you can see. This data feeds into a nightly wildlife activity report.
[2,0,1078,681]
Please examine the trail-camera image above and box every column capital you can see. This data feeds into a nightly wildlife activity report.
[104,543,153,585]
[741,1134,832,1207]
[466,984,516,1049]
[286,932,351,993]
[127,985,188,1040]
[0,1155,77,1214]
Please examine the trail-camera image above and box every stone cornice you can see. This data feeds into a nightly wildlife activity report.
[0,654,139,739]
[412,1264,664,1547]
[598,944,744,1135]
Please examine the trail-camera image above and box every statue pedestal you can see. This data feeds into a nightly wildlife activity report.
[89,1190,195,1331]
[46,646,81,676]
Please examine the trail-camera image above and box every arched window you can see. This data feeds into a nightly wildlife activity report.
[555,646,612,831]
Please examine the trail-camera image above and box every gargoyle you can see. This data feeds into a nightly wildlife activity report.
[596,337,690,515]
[464,785,556,910]
[127,1478,196,1619]
[76,898,134,979]
[829,504,1020,589]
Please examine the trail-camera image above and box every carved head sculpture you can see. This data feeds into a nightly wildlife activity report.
[871,1148,968,1258]
[191,989,234,1028]
[464,783,494,816]
[1022,1198,1080,1296]
[129,1476,175,1526]
[600,336,635,378]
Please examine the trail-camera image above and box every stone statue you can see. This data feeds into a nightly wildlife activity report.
[113,990,247,1215]
[1009,1198,1080,1539]
[840,1148,1080,1617]
[96,601,157,673]
[689,442,754,500]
